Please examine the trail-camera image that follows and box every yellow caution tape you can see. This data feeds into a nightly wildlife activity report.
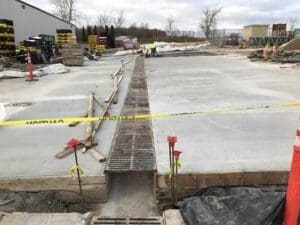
[69,165,84,179]
[0,101,300,127]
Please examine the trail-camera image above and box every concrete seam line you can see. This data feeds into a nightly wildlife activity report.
[0,101,300,127]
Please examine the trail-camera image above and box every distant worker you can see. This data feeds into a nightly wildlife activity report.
[149,43,157,57]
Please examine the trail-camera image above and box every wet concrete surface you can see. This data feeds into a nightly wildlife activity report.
[0,57,134,178]
[145,55,300,174]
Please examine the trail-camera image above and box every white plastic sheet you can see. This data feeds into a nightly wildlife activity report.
[0,103,6,121]
[0,63,70,79]
[113,50,135,56]
[35,63,70,76]
[0,71,26,79]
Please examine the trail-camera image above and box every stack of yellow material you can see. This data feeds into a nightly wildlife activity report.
[96,44,105,51]
[57,29,72,44]
[0,19,16,57]
[88,35,97,50]
[19,42,41,55]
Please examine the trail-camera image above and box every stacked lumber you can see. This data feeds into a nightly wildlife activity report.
[61,44,83,66]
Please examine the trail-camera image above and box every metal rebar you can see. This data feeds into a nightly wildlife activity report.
[175,159,178,205]
[74,149,85,212]
[171,146,175,206]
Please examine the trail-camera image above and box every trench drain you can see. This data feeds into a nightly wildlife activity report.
[91,217,162,225]
[106,56,156,172]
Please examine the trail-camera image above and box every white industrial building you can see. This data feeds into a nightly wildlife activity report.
[0,0,76,43]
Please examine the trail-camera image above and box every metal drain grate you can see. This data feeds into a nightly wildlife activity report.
[91,217,162,225]
[106,56,156,173]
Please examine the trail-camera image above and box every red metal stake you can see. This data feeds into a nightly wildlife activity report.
[67,138,85,213]
[26,51,38,82]
[167,136,177,206]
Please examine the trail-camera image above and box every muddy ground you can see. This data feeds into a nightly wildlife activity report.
[0,190,95,213]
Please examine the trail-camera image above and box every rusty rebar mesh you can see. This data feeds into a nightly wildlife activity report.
[106,57,156,172]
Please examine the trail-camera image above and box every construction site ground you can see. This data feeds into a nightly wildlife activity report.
[1,49,300,223]
[147,54,300,175]
[0,57,135,202]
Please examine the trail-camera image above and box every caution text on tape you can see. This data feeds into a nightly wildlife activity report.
[1,101,300,127]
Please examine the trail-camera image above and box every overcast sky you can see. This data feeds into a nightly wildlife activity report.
[24,0,300,31]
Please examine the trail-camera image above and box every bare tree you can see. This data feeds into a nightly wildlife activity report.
[200,7,222,39]
[166,16,177,36]
[50,0,78,23]
[97,11,113,27]
[140,22,149,29]
[97,10,126,28]
[113,10,126,28]
[129,22,137,28]
[289,17,298,31]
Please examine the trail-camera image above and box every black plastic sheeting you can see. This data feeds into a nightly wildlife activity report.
[179,186,286,225]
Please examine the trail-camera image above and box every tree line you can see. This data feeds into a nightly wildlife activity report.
[75,25,203,44]
[50,0,222,43]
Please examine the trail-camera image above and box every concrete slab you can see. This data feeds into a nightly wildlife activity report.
[145,55,300,175]
[0,57,134,178]
[163,210,185,225]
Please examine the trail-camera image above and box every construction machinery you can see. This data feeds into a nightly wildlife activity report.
[17,34,57,64]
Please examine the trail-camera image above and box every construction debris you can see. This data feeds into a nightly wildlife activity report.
[55,64,124,163]
[61,44,84,66]
[280,38,300,51]
[248,49,300,63]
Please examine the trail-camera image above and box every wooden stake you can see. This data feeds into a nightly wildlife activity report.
[85,93,94,149]
[93,95,110,116]
[113,76,118,104]
[88,148,106,162]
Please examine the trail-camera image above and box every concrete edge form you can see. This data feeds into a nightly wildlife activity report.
[156,171,288,203]
[0,175,108,203]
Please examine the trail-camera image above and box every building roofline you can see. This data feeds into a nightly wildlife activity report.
[16,0,76,27]
[243,24,270,28]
